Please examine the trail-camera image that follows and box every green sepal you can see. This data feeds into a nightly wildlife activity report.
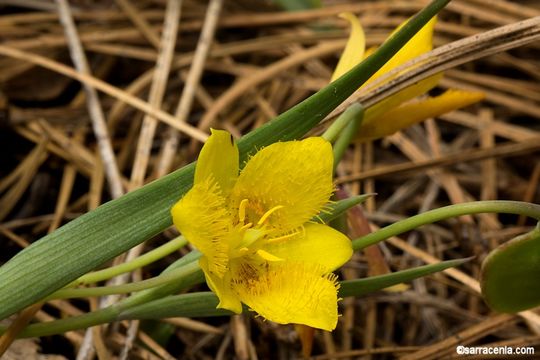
[481,224,540,313]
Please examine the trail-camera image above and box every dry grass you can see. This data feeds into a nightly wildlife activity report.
[1,0,539,358]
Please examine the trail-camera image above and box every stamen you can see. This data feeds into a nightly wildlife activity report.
[238,199,249,223]
[266,230,299,244]
[240,222,253,230]
[257,205,284,226]
[256,249,283,262]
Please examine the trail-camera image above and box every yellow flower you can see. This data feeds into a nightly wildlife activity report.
[333,13,485,141]
[171,129,352,330]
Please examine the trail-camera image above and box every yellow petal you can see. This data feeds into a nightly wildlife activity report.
[232,137,334,233]
[232,261,340,331]
[363,73,443,122]
[195,128,239,196]
[352,16,440,137]
[331,12,365,82]
[199,256,243,313]
[357,89,485,141]
[171,178,233,278]
[263,223,352,273]
[365,16,437,86]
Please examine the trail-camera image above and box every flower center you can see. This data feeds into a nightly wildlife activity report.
[230,198,286,261]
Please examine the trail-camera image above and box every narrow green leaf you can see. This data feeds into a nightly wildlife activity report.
[119,258,471,320]
[117,250,204,310]
[481,225,540,313]
[73,235,188,286]
[120,259,472,320]
[15,306,120,339]
[339,258,471,297]
[119,292,233,320]
[6,257,468,337]
[0,0,451,320]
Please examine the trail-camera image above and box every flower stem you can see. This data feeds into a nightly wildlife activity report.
[16,307,120,338]
[46,260,200,300]
[322,103,364,144]
[68,236,188,287]
[331,104,364,170]
[352,200,540,251]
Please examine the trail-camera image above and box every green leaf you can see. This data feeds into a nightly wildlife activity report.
[7,257,468,337]
[339,258,471,297]
[0,0,451,320]
[119,292,233,320]
[123,259,472,320]
[481,225,540,313]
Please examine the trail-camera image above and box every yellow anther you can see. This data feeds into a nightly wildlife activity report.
[238,247,250,255]
[240,222,253,230]
[257,205,284,226]
[266,231,299,244]
[238,199,249,223]
[256,249,283,262]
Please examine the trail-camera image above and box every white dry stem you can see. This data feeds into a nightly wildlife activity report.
[114,0,161,49]
[56,0,124,199]
[155,0,224,177]
[130,0,182,188]
[0,48,209,142]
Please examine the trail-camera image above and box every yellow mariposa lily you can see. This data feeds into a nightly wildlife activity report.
[333,13,485,141]
[171,129,353,331]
